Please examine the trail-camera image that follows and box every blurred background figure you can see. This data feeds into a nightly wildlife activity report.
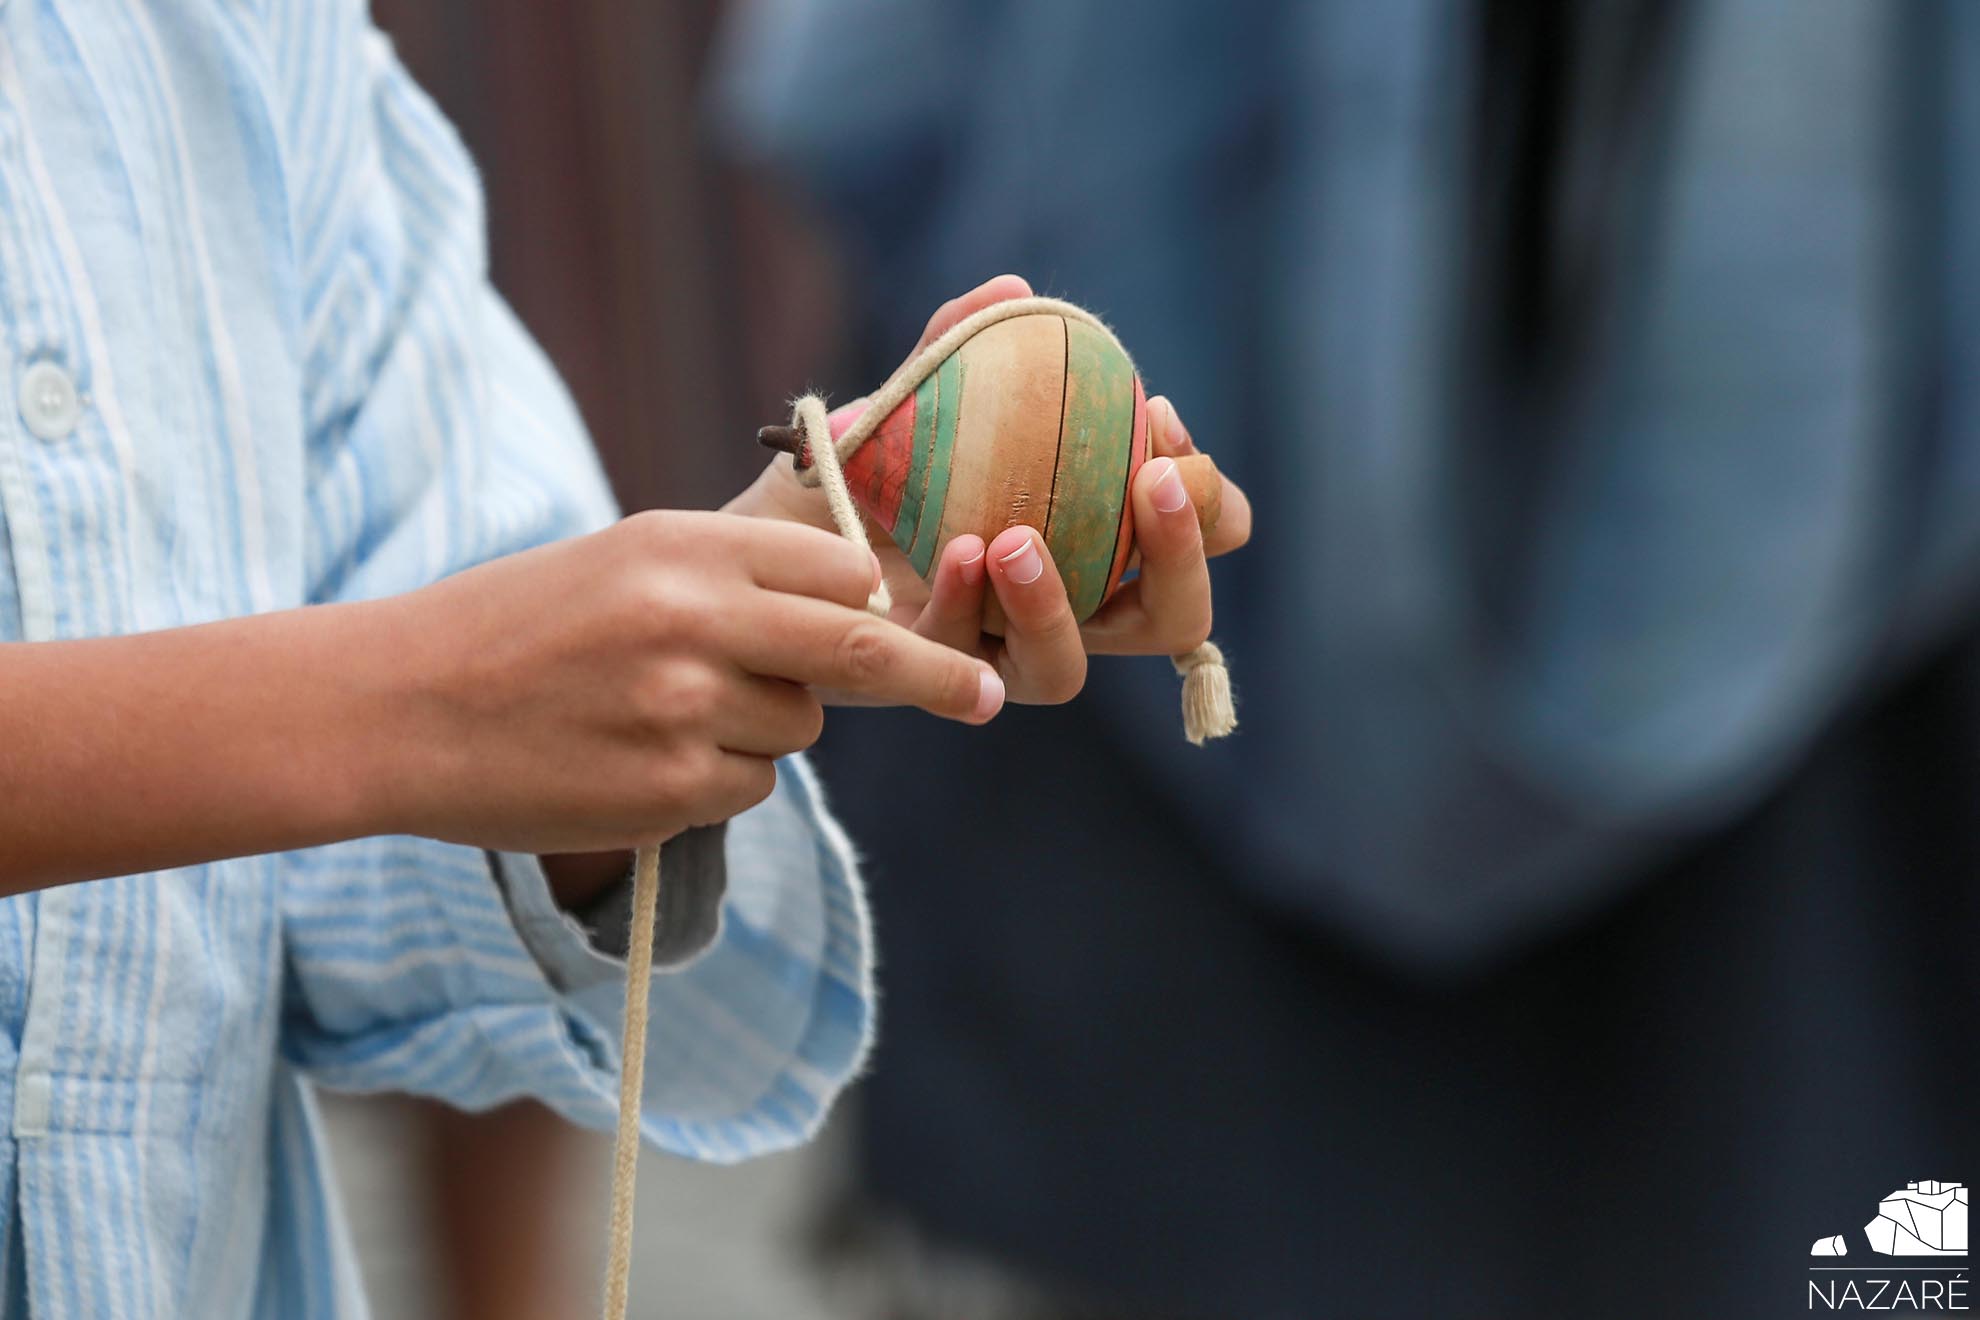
[321,1,1980,1317]
[709,1,1980,1317]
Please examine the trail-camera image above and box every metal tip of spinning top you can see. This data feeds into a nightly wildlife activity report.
[757,423,809,466]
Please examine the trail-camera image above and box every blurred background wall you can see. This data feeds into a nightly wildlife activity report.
[370,0,845,512]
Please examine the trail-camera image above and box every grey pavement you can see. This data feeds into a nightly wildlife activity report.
[321,1090,848,1320]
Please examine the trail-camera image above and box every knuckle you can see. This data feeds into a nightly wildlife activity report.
[649,661,725,727]
[680,591,728,643]
[620,508,677,553]
[639,575,715,643]
[834,622,897,685]
[632,673,675,731]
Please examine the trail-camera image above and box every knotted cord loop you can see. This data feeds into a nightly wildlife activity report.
[790,393,891,617]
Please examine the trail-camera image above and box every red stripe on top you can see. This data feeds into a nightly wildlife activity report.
[833,392,918,535]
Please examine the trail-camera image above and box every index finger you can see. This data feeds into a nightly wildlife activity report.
[729,596,1006,724]
[734,517,880,612]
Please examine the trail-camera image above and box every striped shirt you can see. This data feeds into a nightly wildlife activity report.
[0,1,874,1315]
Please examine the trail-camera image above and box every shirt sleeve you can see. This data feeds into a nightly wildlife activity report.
[502,825,731,973]
[276,4,617,597]
[281,756,875,1161]
[265,1,876,1159]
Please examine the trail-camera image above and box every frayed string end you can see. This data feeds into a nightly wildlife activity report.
[1174,640,1237,745]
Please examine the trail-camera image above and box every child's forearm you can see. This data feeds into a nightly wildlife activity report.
[0,600,418,891]
[0,511,1002,893]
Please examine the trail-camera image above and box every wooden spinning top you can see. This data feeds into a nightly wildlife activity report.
[761,306,1221,622]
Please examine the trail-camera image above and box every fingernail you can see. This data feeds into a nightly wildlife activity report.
[958,543,986,587]
[998,536,1044,585]
[1162,399,1195,454]
[973,666,1006,721]
[1149,457,1189,513]
[870,550,885,590]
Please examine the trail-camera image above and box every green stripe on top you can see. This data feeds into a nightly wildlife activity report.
[889,370,941,553]
[907,350,963,576]
[1047,320,1138,619]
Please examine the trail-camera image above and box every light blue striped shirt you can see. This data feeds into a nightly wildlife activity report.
[0,2,874,1315]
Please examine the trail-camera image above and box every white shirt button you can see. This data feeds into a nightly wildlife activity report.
[19,362,80,441]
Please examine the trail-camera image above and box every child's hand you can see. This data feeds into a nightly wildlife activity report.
[728,275,1252,704]
[379,511,1004,855]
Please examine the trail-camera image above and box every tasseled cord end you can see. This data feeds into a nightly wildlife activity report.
[1174,640,1237,745]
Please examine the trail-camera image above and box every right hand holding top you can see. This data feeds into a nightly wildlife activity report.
[375,510,1004,856]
